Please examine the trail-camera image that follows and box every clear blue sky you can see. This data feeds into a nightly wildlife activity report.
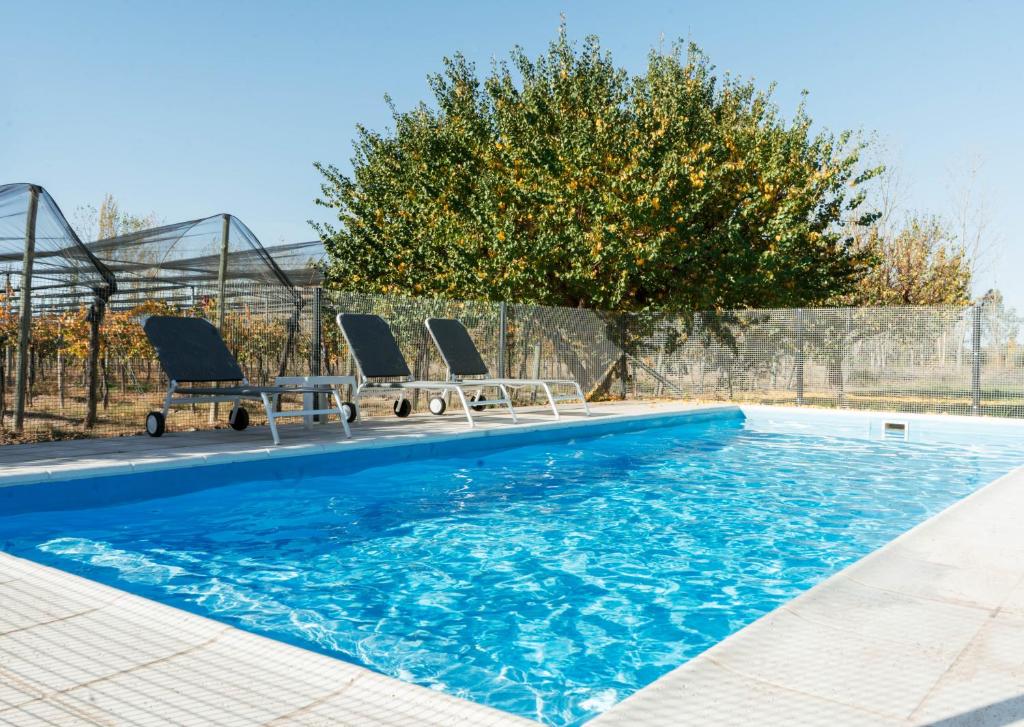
[2,0,1021,308]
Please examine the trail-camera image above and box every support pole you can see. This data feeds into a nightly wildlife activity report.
[617,315,628,400]
[971,303,982,416]
[13,185,39,433]
[310,288,322,377]
[216,214,230,332]
[84,300,103,429]
[212,214,230,423]
[838,308,852,409]
[497,301,507,379]
[310,288,322,421]
[795,308,805,406]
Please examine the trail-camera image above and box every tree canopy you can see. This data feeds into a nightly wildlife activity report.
[839,215,973,306]
[315,27,881,312]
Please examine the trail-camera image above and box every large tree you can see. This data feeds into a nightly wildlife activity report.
[315,27,880,312]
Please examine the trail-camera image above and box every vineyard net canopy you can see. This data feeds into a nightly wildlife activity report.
[261,240,325,287]
[86,213,298,306]
[0,183,116,308]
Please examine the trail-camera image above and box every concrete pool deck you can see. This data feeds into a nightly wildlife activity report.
[1,402,1023,725]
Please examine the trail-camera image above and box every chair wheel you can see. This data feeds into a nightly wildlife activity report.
[341,401,358,423]
[145,411,165,437]
[428,396,447,415]
[229,406,250,431]
[471,394,487,412]
[393,399,413,418]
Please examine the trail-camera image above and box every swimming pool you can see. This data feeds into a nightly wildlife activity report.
[1,407,1021,725]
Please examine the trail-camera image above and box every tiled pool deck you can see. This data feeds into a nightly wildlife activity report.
[1,402,1023,725]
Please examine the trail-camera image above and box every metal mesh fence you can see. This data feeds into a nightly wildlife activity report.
[625,307,988,414]
[1,288,1022,442]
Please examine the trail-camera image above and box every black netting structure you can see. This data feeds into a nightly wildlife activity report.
[0,183,118,433]
[81,214,310,435]
[86,213,295,306]
[0,183,116,305]
[262,241,325,287]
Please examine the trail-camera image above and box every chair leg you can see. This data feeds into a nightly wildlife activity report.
[452,386,475,428]
[331,388,351,438]
[161,382,176,418]
[498,384,517,422]
[574,382,591,415]
[261,392,280,445]
[539,381,559,418]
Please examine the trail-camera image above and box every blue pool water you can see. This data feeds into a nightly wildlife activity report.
[1,409,1022,725]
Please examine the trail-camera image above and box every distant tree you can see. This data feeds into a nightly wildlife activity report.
[73,194,159,242]
[315,26,881,312]
[840,215,972,306]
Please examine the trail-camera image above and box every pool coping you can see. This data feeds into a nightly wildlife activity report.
[2,402,1023,725]
[0,401,738,488]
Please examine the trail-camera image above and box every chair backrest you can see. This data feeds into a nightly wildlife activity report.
[143,316,245,383]
[336,313,412,378]
[425,318,490,377]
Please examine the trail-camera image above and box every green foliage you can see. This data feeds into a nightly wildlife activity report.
[315,26,880,312]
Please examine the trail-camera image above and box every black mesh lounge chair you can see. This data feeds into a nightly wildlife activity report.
[143,316,350,445]
[336,313,516,428]
[425,318,590,419]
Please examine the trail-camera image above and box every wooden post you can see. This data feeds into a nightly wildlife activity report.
[211,214,230,423]
[57,347,65,411]
[84,301,103,428]
[13,185,39,433]
[216,214,230,332]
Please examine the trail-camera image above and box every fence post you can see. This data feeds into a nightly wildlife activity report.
[694,311,705,398]
[617,314,628,400]
[530,343,541,403]
[13,184,39,433]
[310,288,323,420]
[835,309,851,409]
[795,308,805,406]
[497,301,507,379]
[211,214,230,423]
[310,288,322,377]
[971,303,982,416]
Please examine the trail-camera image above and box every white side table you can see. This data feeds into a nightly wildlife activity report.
[276,375,356,428]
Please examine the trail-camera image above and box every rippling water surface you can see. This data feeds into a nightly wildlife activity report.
[1,413,1021,725]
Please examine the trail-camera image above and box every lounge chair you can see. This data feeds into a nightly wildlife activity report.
[336,313,516,427]
[425,317,590,419]
[143,316,350,445]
